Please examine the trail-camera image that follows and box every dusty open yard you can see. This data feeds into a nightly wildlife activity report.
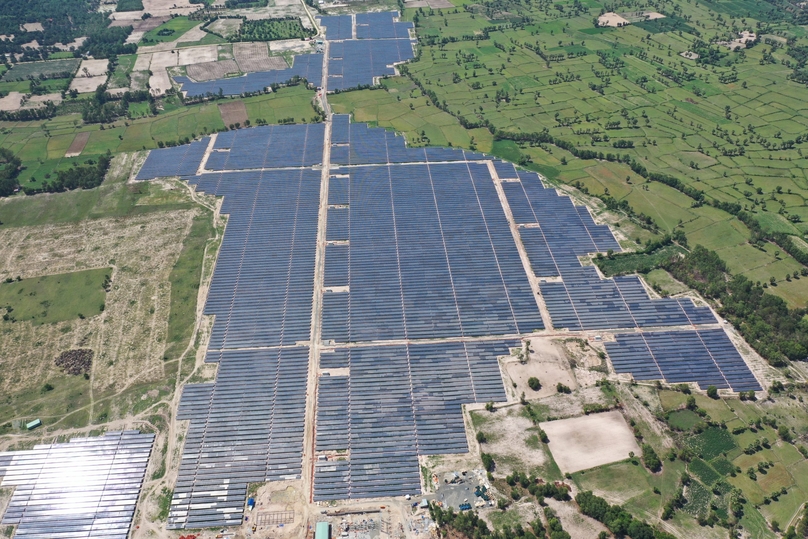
[540,411,640,474]
[597,12,630,27]
[471,406,549,477]
[501,338,578,402]
[0,92,62,112]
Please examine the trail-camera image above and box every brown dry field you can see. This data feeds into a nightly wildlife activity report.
[65,131,91,157]
[540,411,640,474]
[187,59,240,81]
[219,101,248,126]
[501,338,578,401]
[234,42,288,72]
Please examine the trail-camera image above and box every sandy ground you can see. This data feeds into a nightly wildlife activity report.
[207,17,243,38]
[70,75,109,93]
[21,22,44,33]
[404,0,453,7]
[149,70,172,96]
[65,132,91,158]
[478,407,548,476]
[680,51,699,60]
[0,92,62,112]
[132,54,153,72]
[106,0,197,19]
[271,39,317,53]
[545,498,609,539]
[597,12,630,27]
[21,40,40,50]
[54,37,88,51]
[540,411,640,474]
[501,339,577,402]
[234,42,288,72]
[145,45,218,95]
[78,58,110,77]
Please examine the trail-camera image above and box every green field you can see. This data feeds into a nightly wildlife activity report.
[140,17,200,44]
[0,268,108,324]
[1,59,81,82]
[0,88,315,189]
[394,0,808,306]
[109,54,137,89]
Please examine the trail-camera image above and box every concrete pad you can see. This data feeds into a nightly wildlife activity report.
[541,411,641,474]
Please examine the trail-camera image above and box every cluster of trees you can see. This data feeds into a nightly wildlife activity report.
[0,0,134,59]
[0,148,22,197]
[232,17,315,42]
[82,85,153,124]
[575,491,676,539]
[23,152,111,195]
[662,246,808,366]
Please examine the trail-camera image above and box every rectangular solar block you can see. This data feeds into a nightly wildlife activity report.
[0,432,153,538]
[605,329,761,392]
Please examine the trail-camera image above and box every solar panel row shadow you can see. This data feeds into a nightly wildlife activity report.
[0,431,153,539]
[175,53,323,97]
[169,347,310,529]
[320,163,543,343]
[502,172,716,330]
[605,329,761,392]
[314,341,512,500]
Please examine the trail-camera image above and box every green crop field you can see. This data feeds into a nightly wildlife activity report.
[109,54,137,89]
[140,17,200,44]
[0,268,108,324]
[1,59,81,82]
[390,0,808,306]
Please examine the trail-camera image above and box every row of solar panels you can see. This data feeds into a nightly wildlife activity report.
[174,53,323,97]
[605,329,762,391]
[318,12,412,41]
[0,432,153,538]
[314,341,512,500]
[169,347,310,529]
[328,39,414,91]
[320,162,544,343]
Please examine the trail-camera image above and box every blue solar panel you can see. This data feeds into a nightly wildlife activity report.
[605,330,761,392]
[175,54,323,97]
[318,15,353,40]
[313,340,512,501]
[328,39,413,91]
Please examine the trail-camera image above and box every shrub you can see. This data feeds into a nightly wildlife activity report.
[528,376,541,390]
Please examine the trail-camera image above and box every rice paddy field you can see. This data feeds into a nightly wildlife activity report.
[374,0,808,306]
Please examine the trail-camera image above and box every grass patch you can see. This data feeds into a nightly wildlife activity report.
[682,480,711,517]
[155,487,172,521]
[162,210,215,360]
[666,409,702,431]
[0,268,109,325]
[710,457,737,477]
[687,427,738,461]
[1,59,80,82]
[116,0,143,11]
[141,17,199,44]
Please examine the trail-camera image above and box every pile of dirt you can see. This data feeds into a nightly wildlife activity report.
[55,349,94,375]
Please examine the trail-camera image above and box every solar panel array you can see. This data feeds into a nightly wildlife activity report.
[135,124,325,181]
[129,103,762,520]
[321,161,544,343]
[0,431,154,539]
[314,341,512,501]
[171,347,309,529]
[319,12,415,91]
[355,12,413,39]
[330,114,471,165]
[605,330,761,391]
[502,172,717,330]
[318,15,353,40]
[190,169,321,350]
[174,53,323,97]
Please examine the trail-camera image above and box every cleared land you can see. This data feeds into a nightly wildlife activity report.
[541,411,640,473]
[219,101,248,126]
[186,59,240,81]
[65,132,91,157]
[233,42,288,72]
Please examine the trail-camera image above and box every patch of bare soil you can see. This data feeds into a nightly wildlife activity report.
[65,131,91,157]
[545,498,609,539]
[501,338,578,401]
[474,406,547,477]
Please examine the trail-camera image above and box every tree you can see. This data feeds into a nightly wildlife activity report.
[481,452,495,472]
[642,444,662,472]
[476,431,487,444]
[528,377,541,391]
[706,385,719,399]
[556,383,572,394]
